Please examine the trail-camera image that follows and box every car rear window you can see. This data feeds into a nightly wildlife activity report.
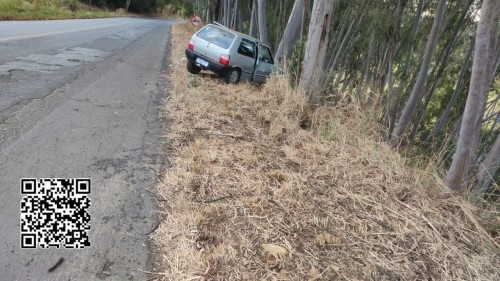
[196,25,236,49]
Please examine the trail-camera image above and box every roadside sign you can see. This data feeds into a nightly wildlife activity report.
[191,15,202,27]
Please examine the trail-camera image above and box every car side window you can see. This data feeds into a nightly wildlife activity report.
[237,39,256,59]
[259,46,274,64]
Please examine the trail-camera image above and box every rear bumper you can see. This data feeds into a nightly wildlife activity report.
[185,49,231,76]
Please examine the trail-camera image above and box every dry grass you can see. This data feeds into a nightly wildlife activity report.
[151,23,500,280]
[0,0,119,20]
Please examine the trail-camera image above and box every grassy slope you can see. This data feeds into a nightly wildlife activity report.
[0,0,119,20]
[151,23,499,280]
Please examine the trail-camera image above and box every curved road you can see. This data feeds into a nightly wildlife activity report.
[0,17,181,280]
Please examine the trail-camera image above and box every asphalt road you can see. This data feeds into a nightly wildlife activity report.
[0,17,181,280]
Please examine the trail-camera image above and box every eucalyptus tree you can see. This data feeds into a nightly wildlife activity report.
[249,0,258,37]
[257,0,269,43]
[393,0,448,144]
[407,0,474,147]
[425,38,474,144]
[446,0,499,193]
[274,0,305,63]
[471,131,500,203]
[300,0,335,104]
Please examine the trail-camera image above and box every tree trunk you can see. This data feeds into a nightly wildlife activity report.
[426,38,474,144]
[299,0,334,104]
[329,7,365,73]
[213,0,219,22]
[300,0,308,39]
[409,0,473,147]
[274,0,305,63]
[446,0,499,193]
[257,0,269,43]
[488,44,500,85]
[249,0,258,37]
[387,0,425,138]
[408,3,470,148]
[393,0,447,143]
[486,4,500,87]
[231,0,239,30]
[358,28,375,103]
[470,132,500,204]
[206,0,211,24]
[385,45,395,132]
[223,0,230,26]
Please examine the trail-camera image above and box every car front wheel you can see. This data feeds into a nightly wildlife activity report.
[187,61,202,74]
[224,68,240,84]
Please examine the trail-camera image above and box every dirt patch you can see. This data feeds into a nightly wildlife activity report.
[150,23,500,280]
[115,8,127,14]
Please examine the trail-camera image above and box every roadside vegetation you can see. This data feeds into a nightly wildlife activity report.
[150,23,499,280]
[168,0,500,204]
[0,0,175,20]
[0,0,118,20]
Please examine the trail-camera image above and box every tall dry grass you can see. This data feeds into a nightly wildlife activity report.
[150,23,499,280]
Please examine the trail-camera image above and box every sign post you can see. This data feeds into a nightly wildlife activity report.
[190,15,202,29]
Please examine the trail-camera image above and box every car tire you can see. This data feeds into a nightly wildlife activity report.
[224,68,241,84]
[187,61,202,74]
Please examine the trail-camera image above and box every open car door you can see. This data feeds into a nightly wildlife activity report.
[252,43,274,83]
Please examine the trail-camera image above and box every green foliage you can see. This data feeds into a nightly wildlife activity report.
[188,76,200,88]
[167,0,196,18]
[63,0,82,12]
[288,37,306,87]
[0,0,115,20]
[129,0,157,13]
[0,0,166,18]
[264,0,294,51]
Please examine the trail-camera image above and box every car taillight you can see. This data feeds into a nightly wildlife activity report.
[188,41,194,50]
[219,54,230,65]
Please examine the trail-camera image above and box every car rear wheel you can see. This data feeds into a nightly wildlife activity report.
[224,68,241,84]
[187,61,202,74]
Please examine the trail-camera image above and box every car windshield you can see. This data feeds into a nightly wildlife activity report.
[196,25,236,49]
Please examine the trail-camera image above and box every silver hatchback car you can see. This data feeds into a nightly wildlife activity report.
[185,22,276,84]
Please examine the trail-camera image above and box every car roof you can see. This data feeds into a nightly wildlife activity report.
[207,22,271,48]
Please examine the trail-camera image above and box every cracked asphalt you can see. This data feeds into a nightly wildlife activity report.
[0,18,182,280]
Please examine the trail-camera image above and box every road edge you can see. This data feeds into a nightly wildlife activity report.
[145,22,175,280]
